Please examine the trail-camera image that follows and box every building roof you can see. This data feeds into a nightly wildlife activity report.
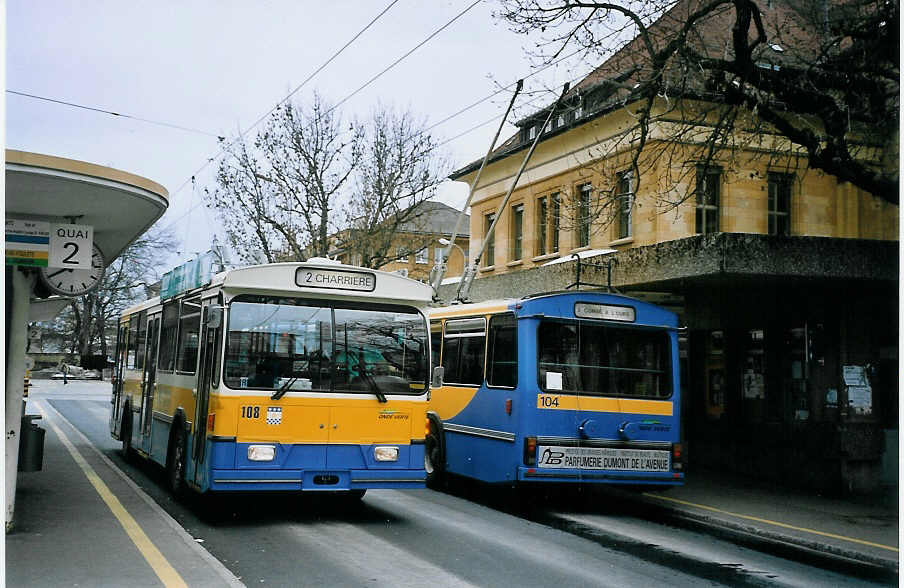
[397,200,469,236]
[451,0,819,180]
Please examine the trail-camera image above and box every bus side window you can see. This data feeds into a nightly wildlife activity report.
[487,313,517,388]
[430,320,443,374]
[176,297,202,373]
[158,302,179,372]
[135,310,148,372]
[442,318,486,387]
[127,315,139,369]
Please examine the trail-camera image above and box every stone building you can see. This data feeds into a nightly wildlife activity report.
[332,200,469,282]
[446,1,898,494]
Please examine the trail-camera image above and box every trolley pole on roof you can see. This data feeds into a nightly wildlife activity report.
[454,82,571,304]
[430,80,524,298]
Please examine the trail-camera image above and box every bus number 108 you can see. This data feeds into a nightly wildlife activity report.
[241,406,261,419]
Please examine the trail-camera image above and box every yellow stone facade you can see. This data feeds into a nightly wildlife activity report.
[456,102,898,276]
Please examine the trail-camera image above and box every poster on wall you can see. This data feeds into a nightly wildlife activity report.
[843,365,872,415]
[742,369,764,399]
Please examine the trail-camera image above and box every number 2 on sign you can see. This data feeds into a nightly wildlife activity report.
[241,406,260,419]
[539,394,560,408]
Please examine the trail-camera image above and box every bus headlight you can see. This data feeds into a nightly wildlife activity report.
[374,446,399,462]
[248,445,276,461]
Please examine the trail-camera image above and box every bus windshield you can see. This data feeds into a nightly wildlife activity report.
[538,320,672,398]
[224,296,428,394]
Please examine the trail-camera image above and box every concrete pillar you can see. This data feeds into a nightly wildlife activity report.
[6,268,35,532]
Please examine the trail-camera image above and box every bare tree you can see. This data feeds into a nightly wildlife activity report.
[206,93,362,263]
[495,0,898,213]
[339,104,452,269]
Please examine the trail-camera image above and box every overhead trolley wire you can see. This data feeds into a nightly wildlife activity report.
[159,0,481,234]
[159,0,403,233]
[6,89,223,138]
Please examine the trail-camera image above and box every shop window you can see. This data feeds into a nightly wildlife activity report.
[768,173,792,236]
[511,203,524,261]
[742,329,767,422]
[786,326,808,421]
[616,171,634,239]
[695,166,721,234]
[704,330,725,419]
[483,213,495,267]
[176,297,202,373]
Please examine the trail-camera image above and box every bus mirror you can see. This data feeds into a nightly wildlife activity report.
[207,306,223,329]
[431,366,444,388]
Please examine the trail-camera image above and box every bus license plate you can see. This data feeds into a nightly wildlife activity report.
[537,446,670,471]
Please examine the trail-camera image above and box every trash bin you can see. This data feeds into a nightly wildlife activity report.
[18,415,45,472]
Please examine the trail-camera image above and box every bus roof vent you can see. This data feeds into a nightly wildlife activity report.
[306,257,341,265]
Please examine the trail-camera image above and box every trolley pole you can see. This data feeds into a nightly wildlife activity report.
[455,82,571,303]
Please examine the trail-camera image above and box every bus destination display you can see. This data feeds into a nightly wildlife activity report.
[295,267,376,292]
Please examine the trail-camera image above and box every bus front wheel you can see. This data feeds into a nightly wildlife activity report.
[425,414,445,487]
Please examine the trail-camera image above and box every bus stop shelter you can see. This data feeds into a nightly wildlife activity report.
[5,150,169,531]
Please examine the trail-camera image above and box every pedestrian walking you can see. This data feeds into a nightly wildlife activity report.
[63,364,68,385]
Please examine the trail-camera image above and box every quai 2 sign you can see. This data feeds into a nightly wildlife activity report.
[49,224,93,269]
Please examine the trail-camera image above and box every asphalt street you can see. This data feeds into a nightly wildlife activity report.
[8,380,893,587]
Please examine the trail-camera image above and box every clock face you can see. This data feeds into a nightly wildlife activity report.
[40,244,106,296]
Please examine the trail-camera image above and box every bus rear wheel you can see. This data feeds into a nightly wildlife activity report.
[167,430,187,496]
[120,412,133,460]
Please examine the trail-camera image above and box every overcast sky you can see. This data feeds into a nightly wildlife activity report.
[7,1,589,269]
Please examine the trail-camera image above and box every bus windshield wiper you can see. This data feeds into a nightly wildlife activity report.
[356,354,387,403]
[360,371,387,403]
[271,377,296,400]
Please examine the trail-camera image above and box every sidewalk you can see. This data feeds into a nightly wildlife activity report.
[5,398,242,588]
[642,469,897,570]
[582,468,899,580]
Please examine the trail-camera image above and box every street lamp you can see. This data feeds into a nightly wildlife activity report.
[437,237,465,264]
[429,237,467,290]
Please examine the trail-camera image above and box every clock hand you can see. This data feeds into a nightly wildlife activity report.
[46,268,74,278]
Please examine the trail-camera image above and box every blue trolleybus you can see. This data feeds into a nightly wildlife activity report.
[426,291,684,488]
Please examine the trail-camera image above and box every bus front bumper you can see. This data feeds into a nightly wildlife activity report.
[209,469,426,492]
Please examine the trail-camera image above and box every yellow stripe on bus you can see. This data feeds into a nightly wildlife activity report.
[537,393,673,416]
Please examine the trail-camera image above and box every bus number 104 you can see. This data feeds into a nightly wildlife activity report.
[241,406,261,419]
[539,395,560,408]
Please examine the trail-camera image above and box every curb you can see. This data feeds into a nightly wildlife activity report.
[630,493,899,582]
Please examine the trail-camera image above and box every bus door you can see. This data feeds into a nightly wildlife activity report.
[191,301,220,485]
[110,323,128,436]
[140,315,161,447]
